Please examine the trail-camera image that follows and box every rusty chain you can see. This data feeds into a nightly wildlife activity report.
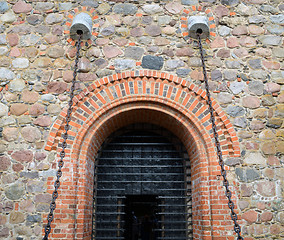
[43,34,82,240]
[197,34,243,240]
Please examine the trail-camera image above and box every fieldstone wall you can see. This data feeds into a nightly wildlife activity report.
[0,0,283,239]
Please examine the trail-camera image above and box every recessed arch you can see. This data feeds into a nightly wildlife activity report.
[44,71,241,240]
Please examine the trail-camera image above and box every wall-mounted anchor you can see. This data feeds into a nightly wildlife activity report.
[187,16,209,39]
[70,12,93,40]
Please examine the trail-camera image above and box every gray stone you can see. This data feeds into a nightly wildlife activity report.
[9,79,25,92]
[225,60,241,69]
[165,59,185,70]
[41,94,55,102]
[9,25,31,34]
[272,48,284,58]
[251,70,268,80]
[235,168,260,182]
[20,172,39,179]
[142,55,164,70]
[20,34,40,47]
[0,10,16,23]
[248,81,264,96]
[244,152,266,165]
[249,59,262,69]
[188,57,201,67]
[218,26,231,36]
[0,1,9,14]
[225,157,241,166]
[114,59,135,70]
[96,69,111,78]
[267,25,284,35]
[0,34,6,44]
[234,117,247,128]
[224,70,237,81]
[0,116,15,127]
[0,46,8,55]
[47,104,61,115]
[113,3,138,16]
[138,36,152,45]
[142,4,162,14]
[97,3,111,14]
[260,5,278,14]
[217,92,232,104]
[12,58,29,69]
[26,214,41,223]
[181,0,199,5]
[157,16,171,26]
[141,16,152,25]
[221,0,239,5]
[35,26,50,35]
[39,169,56,178]
[176,68,190,78]
[27,180,45,193]
[0,102,8,117]
[36,203,49,212]
[81,0,99,8]
[4,182,25,200]
[211,69,222,81]
[124,47,144,60]
[0,24,5,34]
[259,35,282,46]
[18,115,31,125]
[45,13,63,25]
[101,25,115,36]
[226,105,245,117]
[249,15,267,24]
[229,81,245,94]
[58,3,72,11]
[27,15,43,26]
[270,15,284,25]
[35,2,54,11]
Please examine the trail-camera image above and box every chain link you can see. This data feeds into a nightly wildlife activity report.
[197,34,243,240]
[43,34,82,240]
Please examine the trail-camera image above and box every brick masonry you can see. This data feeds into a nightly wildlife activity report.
[0,0,283,239]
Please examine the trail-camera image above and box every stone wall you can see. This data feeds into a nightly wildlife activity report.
[0,0,283,239]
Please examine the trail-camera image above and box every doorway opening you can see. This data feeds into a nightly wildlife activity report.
[124,195,159,240]
[92,124,192,240]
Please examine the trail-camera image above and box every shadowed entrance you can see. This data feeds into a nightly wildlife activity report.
[93,124,192,240]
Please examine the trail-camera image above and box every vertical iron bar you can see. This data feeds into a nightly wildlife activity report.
[43,34,82,240]
[196,34,243,240]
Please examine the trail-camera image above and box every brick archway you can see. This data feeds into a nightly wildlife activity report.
[45,70,241,239]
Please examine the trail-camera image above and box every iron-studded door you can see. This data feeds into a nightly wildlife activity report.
[92,125,192,240]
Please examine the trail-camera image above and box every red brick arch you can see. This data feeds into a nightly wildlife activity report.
[45,70,241,239]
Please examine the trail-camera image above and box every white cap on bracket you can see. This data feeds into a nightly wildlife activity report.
[187,16,210,39]
[70,12,93,40]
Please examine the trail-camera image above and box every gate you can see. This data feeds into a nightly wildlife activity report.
[92,124,192,240]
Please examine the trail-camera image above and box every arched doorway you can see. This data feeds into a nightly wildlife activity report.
[93,124,192,240]
[45,71,241,239]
